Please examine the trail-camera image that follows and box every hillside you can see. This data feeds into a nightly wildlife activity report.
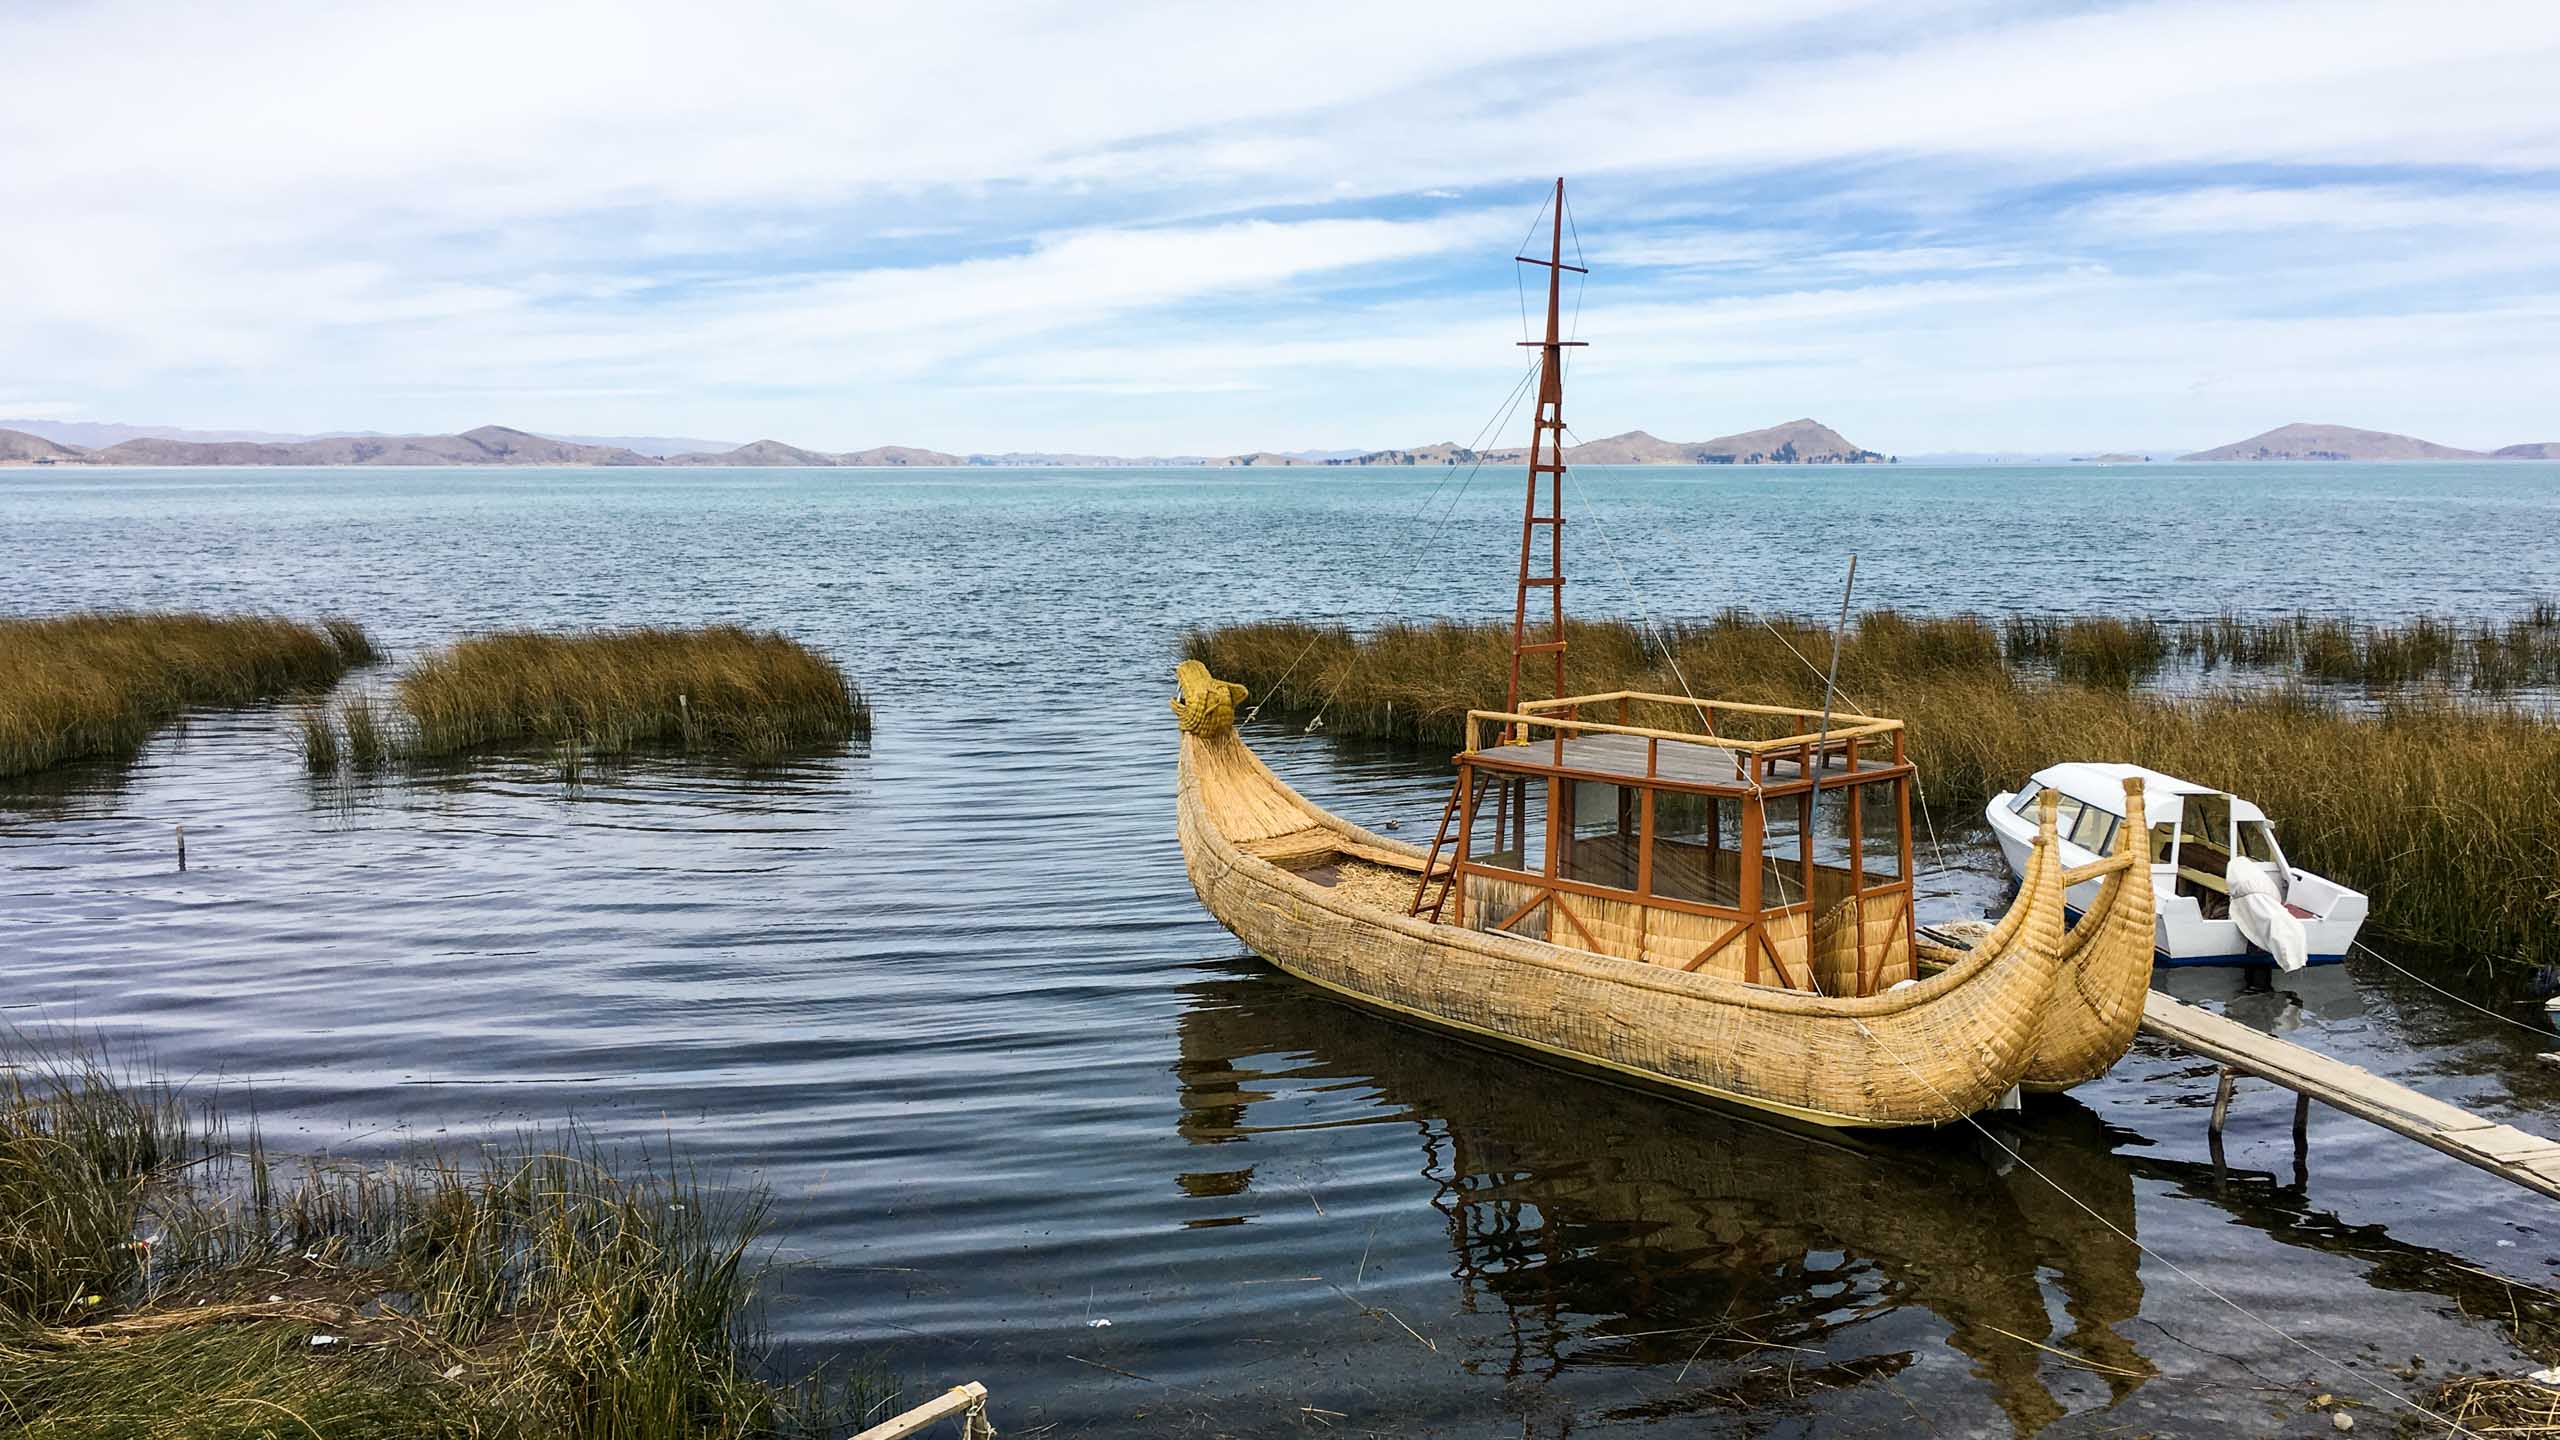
[666,439,842,466]
[1561,419,1886,464]
[83,425,657,466]
[2495,442,2560,459]
[0,428,86,462]
[2179,423,2488,462]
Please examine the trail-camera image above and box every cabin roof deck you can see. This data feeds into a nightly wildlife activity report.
[1463,691,1910,794]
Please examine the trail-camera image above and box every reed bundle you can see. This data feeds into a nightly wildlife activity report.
[0,612,377,777]
[1185,612,2560,972]
[303,625,869,773]
[1,1035,876,1437]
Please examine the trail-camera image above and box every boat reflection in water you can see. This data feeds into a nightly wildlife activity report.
[1173,962,2152,1435]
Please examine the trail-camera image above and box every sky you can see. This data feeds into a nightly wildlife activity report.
[4,0,2557,455]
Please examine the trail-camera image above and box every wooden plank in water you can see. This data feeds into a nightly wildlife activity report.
[2140,991,2560,1204]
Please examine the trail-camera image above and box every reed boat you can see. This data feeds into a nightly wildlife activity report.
[1172,179,2157,1128]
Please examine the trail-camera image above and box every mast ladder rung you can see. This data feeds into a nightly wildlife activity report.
[1516,640,1567,654]
[1526,516,1566,525]
[1521,577,1564,588]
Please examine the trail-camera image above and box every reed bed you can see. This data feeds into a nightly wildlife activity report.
[1,1034,875,1437]
[1186,612,2560,971]
[304,625,868,773]
[0,612,378,777]
[2001,604,2560,693]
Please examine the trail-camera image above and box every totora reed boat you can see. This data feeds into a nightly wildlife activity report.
[1173,180,2156,1128]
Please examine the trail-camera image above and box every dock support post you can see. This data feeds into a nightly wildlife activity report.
[2292,1092,2310,1141]
[2209,1067,2236,1137]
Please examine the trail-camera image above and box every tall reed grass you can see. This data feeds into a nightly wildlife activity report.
[303,625,869,773]
[0,612,378,777]
[2000,605,2560,693]
[1186,613,2560,971]
[1,1033,878,1437]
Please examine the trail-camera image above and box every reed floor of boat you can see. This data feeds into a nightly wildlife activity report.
[1285,854,1426,916]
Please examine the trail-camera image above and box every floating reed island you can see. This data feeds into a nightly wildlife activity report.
[0,611,378,778]
[1185,610,2560,972]
[302,624,869,773]
[0,1037,875,1437]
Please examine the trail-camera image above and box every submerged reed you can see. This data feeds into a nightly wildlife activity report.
[1186,611,2560,971]
[1,1033,878,1437]
[0,612,378,777]
[303,625,869,773]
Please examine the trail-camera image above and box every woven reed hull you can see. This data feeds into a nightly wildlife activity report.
[1177,723,2074,1129]
[2019,780,2158,1092]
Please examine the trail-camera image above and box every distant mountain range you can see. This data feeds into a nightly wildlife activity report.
[10,416,2550,470]
[2179,422,2557,462]
[0,418,1893,468]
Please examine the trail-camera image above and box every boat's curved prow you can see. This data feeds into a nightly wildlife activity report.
[1173,663,2085,1129]
[2021,777,2157,1090]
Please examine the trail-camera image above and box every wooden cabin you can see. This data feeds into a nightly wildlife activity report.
[1415,691,1917,996]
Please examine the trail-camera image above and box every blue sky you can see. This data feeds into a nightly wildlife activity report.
[4,0,2556,454]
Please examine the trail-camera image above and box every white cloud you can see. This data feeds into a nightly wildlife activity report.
[1,0,2556,448]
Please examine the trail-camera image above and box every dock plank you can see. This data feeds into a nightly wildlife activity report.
[2140,991,2560,1205]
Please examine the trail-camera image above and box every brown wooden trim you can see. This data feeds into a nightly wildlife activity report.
[1548,893,1602,951]
[1489,889,1551,935]
[1681,921,1751,973]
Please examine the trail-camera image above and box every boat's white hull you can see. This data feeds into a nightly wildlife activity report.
[1986,806,2366,966]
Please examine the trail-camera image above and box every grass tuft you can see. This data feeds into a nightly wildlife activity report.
[302,626,868,773]
[0,612,381,778]
[1186,611,2560,972]
[1,1033,883,1437]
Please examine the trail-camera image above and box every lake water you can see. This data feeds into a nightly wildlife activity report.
[6,461,2560,1437]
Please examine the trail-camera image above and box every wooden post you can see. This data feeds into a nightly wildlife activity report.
[852,1382,992,1440]
[1635,785,1655,898]
[1740,793,1765,984]
[1451,763,1476,928]
[174,823,186,872]
[2209,1067,2237,1136]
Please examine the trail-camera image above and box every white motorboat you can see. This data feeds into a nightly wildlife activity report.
[1985,762,2367,967]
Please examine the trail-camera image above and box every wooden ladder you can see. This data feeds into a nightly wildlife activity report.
[1409,775,1481,921]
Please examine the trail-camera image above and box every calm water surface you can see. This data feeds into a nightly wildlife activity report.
[6,462,2560,1437]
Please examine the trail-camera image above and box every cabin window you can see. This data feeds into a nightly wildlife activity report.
[1559,780,1639,889]
[1650,789,1739,907]
[2148,822,2179,865]
[2049,794,2086,840]
[1760,798,1807,909]
[2069,804,2119,854]
[1857,777,1904,882]
[2237,819,2282,866]
[2178,796,2234,870]
[1470,774,1549,874]
[2009,781,2044,814]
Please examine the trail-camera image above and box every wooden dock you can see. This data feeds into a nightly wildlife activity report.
[2140,990,2560,1203]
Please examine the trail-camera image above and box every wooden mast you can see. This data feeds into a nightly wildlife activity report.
[1504,178,1588,720]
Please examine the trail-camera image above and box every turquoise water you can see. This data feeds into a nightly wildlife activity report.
[5,461,2560,1436]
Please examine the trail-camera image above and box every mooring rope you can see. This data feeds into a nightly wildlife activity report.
[1846,1009,2481,1436]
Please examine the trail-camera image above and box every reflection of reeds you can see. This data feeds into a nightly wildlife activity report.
[302,626,868,773]
[1186,612,2560,971]
[1,1035,879,1434]
[0,612,378,777]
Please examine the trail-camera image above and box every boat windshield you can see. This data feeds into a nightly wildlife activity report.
[2237,819,2283,867]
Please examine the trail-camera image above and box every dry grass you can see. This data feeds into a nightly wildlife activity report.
[2426,1374,2560,1434]
[0,612,378,777]
[1,1034,880,1438]
[1186,612,2560,971]
[304,626,869,773]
